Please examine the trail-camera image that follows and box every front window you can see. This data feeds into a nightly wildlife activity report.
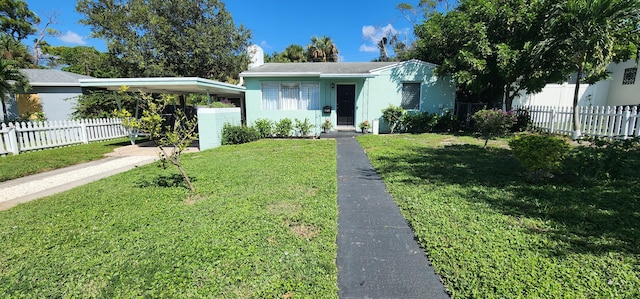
[261,82,320,110]
[401,82,421,110]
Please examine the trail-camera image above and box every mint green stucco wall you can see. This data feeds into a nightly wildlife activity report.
[197,107,241,150]
[244,61,455,134]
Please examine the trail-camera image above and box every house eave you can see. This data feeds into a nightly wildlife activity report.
[240,72,321,78]
[319,73,375,78]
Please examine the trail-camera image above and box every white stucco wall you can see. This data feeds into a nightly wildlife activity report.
[604,60,640,106]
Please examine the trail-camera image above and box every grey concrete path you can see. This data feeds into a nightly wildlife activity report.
[0,141,199,211]
[335,135,450,299]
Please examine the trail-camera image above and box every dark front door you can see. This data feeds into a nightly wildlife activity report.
[336,84,355,126]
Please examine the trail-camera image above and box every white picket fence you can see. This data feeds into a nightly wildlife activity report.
[517,105,640,139]
[0,118,127,155]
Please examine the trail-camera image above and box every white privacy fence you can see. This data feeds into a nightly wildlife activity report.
[517,105,640,139]
[1,118,127,155]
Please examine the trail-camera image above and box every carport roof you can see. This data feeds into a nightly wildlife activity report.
[79,77,245,97]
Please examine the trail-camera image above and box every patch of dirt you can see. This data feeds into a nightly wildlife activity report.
[287,221,319,240]
[184,194,207,205]
[268,202,300,216]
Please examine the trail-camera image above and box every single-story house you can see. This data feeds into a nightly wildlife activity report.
[1,69,95,122]
[514,59,640,108]
[240,59,456,133]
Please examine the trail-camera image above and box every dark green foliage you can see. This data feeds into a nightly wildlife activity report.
[509,133,570,179]
[72,89,138,119]
[135,173,197,189]
[274,118,293,138]
[43,46,119,78]
[432,110,459,132]
[294,118,314,136]
[400,111,438,133]
[472,109,516,148]
[512,108,532,132]
[76,0,251,80]
[381,104,405,133]
[221,123,259,145]
[564,136,640,180]
[254,118,273,138]
[0,0,38,41]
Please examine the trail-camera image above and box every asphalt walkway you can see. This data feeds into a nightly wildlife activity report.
[335,134,450,298]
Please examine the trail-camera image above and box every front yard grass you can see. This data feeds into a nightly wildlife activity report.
[0,139,338,298]
[358,134,639,298]
[0,138,137,182]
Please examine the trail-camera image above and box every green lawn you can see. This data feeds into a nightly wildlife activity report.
[0,138,136,182]
[0,139,338,298]
[358,134,640,298]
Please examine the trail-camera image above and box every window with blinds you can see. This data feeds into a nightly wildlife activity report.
[401,82,421,110]
[261,82,320,110]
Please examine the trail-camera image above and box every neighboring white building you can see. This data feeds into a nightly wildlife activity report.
[513,60,640,107]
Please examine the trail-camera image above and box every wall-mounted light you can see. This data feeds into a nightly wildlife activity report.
[331,83,335,89]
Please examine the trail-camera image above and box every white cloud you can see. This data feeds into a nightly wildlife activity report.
[359,44,378,53]
[260,40,272,49]
[359,24,411,53]
[58,31,87,45]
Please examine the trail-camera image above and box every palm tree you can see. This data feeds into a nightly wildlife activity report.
[0,58,29,122]
[549,0,640,139]
[0,35,34,68]
[306,35,339,62]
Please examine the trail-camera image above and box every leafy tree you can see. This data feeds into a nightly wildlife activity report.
[265,44,307,63]
[116,89,198,192]
[77,0,251,81]
[44,46,118,77]
[0,0,38,41]
[0,58,28,122]
[412,0,567,109]
[544,0,640,139]
[306,35,339,62]
[471,108,516,148]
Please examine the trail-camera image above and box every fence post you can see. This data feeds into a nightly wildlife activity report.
[8,124,19,155]
[549,107,555,134]
[622,106,631,139]
[79,120,89,144]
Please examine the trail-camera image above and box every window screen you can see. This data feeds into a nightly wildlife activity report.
[623,67,637,85]
[401,83,421,110]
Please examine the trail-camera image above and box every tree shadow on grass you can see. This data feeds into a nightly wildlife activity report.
[371,143,640,256]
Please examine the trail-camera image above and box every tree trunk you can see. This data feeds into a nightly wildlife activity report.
[572,65,583,140]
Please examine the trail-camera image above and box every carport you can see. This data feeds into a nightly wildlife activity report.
[79,77,246,150]
[79,77,247,123]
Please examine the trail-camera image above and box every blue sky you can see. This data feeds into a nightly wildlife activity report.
[25,0,417,62]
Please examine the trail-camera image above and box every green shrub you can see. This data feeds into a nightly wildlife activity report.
[254,118,273,138]
[472,109,516,148]
[274,118,293,138]
[400,111,438,133]
[221,123,260,145]
[294,118,314,137]
[508,133,570,179]
[512,108,532,132]
[381,104,405,133]
[433,110,459,132]
[563,136,640,180]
